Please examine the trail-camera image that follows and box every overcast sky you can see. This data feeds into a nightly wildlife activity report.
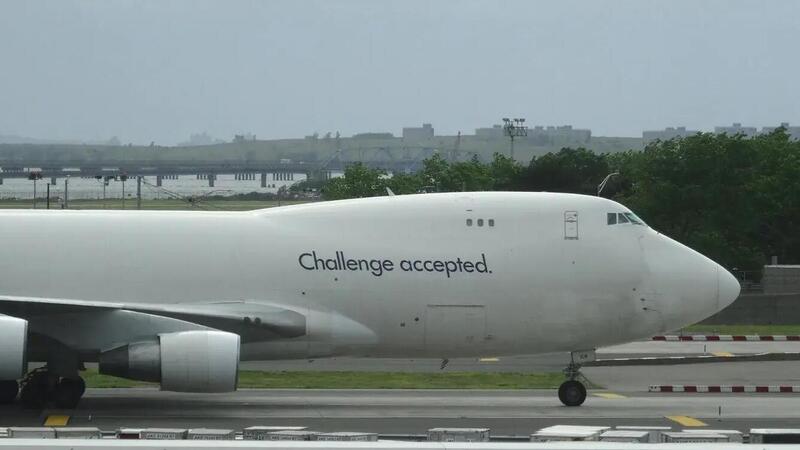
[0,0,798,144]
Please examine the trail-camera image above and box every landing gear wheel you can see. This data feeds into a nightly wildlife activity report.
[53,378,84,409]
[558,380,587,407]
[0,380,19,404]
[76,377,86,397]
[19,370,50,409]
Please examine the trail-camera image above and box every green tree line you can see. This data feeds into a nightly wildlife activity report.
[293,130,800,276]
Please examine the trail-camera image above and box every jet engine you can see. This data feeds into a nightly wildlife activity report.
[0,316,27,380]
[99,330,240,392]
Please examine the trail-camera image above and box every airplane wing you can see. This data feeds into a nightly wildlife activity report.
[0,295,307,343]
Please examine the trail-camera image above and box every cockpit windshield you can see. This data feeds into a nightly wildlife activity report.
[607,211,646,226]
[623,212,645,225]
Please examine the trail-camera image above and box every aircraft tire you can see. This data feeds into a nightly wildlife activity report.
[52,378,84,409]
[76,376,86,397]
[19,375,48,409]
[0,380,18,404]
[558,380,586,407]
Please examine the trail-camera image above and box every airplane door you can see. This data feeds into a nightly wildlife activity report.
[424,305,487,355]
[564,211,579,240]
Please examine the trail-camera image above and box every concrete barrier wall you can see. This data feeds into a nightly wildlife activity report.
[701,292,800,325]
[763,265,800,294]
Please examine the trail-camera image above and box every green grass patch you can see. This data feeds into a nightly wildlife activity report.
[236,371,569,389]
[684,324,800,335]
[82,369,574,389]
[81,368,156,388]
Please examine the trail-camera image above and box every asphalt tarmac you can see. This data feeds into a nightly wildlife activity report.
[2,341,799,435]
[4,388,800,435]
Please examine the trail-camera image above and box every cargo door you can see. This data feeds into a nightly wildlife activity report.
[424,305,487,356]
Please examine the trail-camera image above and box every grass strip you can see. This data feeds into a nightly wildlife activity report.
[82,369,576,389]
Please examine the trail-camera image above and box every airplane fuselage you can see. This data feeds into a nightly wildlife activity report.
[0,192,739,362]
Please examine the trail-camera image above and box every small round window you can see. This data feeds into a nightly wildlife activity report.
[466,219,473,226]
[488,219,495,227]
[477,219,484,227]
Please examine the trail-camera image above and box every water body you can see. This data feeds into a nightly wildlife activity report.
[0,173,315,200]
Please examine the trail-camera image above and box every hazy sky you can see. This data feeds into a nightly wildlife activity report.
[0,0,798,144]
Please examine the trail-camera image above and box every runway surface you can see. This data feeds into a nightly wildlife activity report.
[3,388,800,435]
[2,341,800,434]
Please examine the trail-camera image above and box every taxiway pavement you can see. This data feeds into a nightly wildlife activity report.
[3,388,799,435]
[3,341,799,434]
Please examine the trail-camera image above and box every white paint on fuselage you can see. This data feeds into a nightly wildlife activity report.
[0,192,739,361]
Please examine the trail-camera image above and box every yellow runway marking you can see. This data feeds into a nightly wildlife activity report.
[478,357,499,362]
[44,415,69,426]
[666,415,707,427]
[594,392,627,399]
[712,351,734,357]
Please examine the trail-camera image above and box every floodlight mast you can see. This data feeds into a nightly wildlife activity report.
[502,118,527,161]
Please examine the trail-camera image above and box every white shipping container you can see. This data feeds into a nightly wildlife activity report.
[54,427,102,439]
[139,428,187,440]
[531,425,609,442]
[616,425,672,443]
[599,430,650,443]
[186,428,235,440]
[661,431,729,443]
[427,427,490,442]
[316,432,379,441]
[266,431,321,441]
[8,427,56,439]
[683,429,742,442]
[750,428,800,444]
[242,426,308,440]
[116,428,144,439]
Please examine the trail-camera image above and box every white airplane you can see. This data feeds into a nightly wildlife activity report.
[0,192,739,408]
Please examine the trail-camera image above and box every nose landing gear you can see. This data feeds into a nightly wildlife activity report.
[558,350,594,407]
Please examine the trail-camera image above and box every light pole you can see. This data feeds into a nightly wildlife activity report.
[28,172,43,209]
[502,118,527,161]
[120,174,128,210]
[97,175,114,209]
[64,176,69,209]
[597,172,619,197]
[136,176,142,210]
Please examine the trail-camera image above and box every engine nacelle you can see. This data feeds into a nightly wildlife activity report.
[0,316,27,380]
[99,330,240,393]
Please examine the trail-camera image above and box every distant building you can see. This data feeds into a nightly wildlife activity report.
[475,123,590,144]
[475,124,504,139]
[352,132,394,139]
[642,127,699,143]
[178,132,225,147]
[402,123,434,141]
[715,122,757,137]
[761,122,800,140]
[233,133,257,143]
[528,125,591,144]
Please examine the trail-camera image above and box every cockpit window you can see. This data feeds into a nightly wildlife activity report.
[607,211,648,226]
[624,212,645,225]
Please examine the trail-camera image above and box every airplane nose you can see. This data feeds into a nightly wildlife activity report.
[717,265,741,310]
